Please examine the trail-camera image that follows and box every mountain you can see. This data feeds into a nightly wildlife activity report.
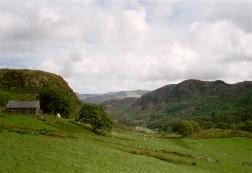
[77,90,149,104]
[133,79,252,110]
[0,68,80,117]
[103,79,252,130]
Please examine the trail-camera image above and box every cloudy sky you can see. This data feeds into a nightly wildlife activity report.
[0,0,252,93]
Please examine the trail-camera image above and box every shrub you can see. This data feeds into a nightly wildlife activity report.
[79,103,113,132]
[238,121,252,132]
[0,95,8,107]
[173,120,200,136]
[197,120,215,130]
[216,122,234,129]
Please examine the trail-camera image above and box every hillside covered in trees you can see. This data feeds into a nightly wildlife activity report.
[104,80,252,132]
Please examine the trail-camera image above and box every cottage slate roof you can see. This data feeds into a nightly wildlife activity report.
[6,101,40,108]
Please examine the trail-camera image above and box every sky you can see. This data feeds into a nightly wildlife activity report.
[0,0,252,93]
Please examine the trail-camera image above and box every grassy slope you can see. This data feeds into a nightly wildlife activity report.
[0,113,251,173]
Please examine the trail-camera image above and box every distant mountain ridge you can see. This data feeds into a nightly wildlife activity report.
[133,79,252,110]
[103,79,252,130]
[77,90,149,104]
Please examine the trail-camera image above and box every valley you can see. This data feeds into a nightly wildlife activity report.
[0,69,251,173]
[103,80,252,133]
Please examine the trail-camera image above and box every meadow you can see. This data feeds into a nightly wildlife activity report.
[0,113,251,173]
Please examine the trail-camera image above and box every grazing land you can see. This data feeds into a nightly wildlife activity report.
[0,113,251,173]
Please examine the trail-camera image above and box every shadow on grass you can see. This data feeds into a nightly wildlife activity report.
[96,138,198,166]
[70,120,112,136]
[172,138,195,150]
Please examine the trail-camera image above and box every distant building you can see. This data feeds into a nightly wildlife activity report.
[6,100,40,115]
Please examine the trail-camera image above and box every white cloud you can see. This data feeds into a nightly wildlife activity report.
[0,0,251,93]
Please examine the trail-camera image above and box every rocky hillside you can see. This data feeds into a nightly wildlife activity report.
[78,90,149,104]
[0,69,75,91]
[0,69,80,116]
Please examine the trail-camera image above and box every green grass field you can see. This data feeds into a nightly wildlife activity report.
[0,113,251,173]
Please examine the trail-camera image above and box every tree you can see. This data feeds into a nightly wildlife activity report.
[238,121,252,132]
[39,85,71,117]
[79,103,113,132]
[173,120,200,136]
